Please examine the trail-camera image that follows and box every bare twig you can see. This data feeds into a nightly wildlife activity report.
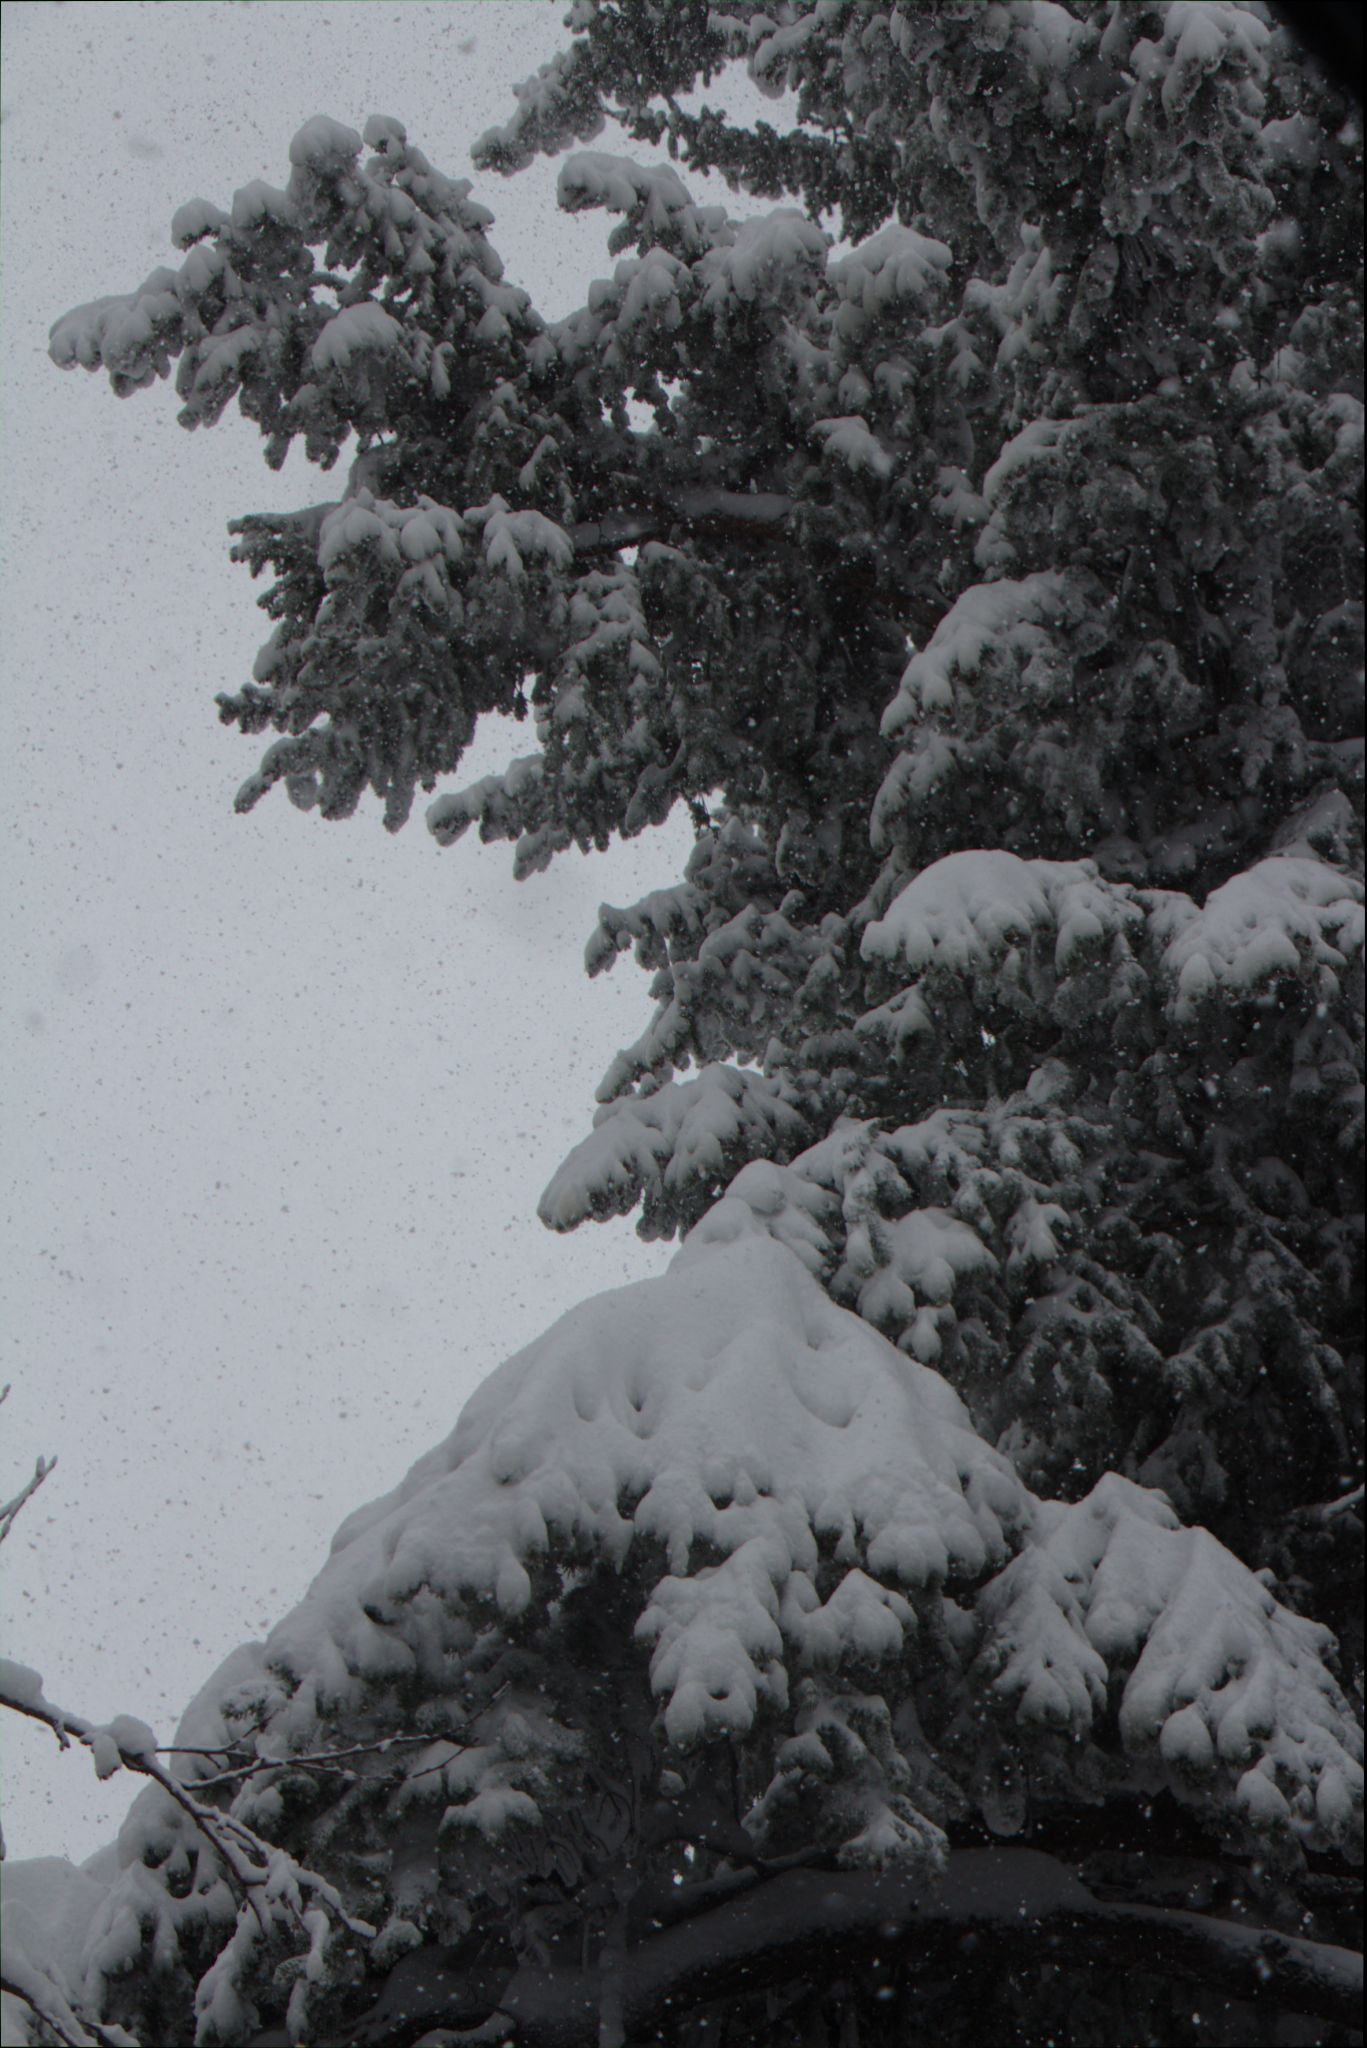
[163,1729,441,1791]
[0,1397,57,1547]
[0,1459,56,1543]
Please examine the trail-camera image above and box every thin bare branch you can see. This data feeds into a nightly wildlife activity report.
[0,1454,57,1545]
[163,1728,441,1791]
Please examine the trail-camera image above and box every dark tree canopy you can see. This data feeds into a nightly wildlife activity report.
[7,5,1362,2046]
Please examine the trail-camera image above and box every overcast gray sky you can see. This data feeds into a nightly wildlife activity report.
[0,1,702,1863]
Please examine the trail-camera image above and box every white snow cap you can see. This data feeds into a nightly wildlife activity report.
[1149,856,1363,1017]
[829,224,952,314]
[264,1233,1028,1747]
[882,572,1073,731]
[862,850,1139,979]
[288,114,364,170]
[310,302,404,373]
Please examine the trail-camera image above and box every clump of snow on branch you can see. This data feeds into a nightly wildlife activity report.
[974,1473,1363,1844]
[540,1065,810,1235]
[263,1236,1027,1745]
[828,225,952,319]
[863,850,1363,1025]
[881,575,1078,731]
[1149,857,1363,1017]
[863,851,1141,981]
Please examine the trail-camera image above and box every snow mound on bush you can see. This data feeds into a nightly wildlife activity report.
[266,1232,1029,1746]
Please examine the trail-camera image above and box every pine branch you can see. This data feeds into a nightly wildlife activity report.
[0,1673,374,1999]
[343,1851,1364,2046]
[568,486,797,557]
[1289,1484,1365,1525]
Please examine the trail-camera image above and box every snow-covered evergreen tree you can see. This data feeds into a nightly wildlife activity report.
[7,4,1361,2043]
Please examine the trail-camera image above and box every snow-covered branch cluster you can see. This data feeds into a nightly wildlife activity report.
[0,1657,380,2046]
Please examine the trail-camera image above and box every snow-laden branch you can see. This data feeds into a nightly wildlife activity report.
[0,1970,135,2048]
[1,1667,369,1932]
[568,485,797,557]
[1289,1484,1364,1526]
[0,1663,375,2043]
[343,1849,1364,2047]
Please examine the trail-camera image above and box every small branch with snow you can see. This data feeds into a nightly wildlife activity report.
[1288,1484,1364,1525]
[162,1728,440,1791]
[0,1673,361,1919]
[395,2023,515,2048]
[568,486,797,559]
[1,1663,374,2041]
[0,1969,135,2048]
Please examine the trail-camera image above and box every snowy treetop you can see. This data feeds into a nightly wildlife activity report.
[85,1229,1354,1902]
[13,1218,1338,2048]
[264,1234,1028,1746]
